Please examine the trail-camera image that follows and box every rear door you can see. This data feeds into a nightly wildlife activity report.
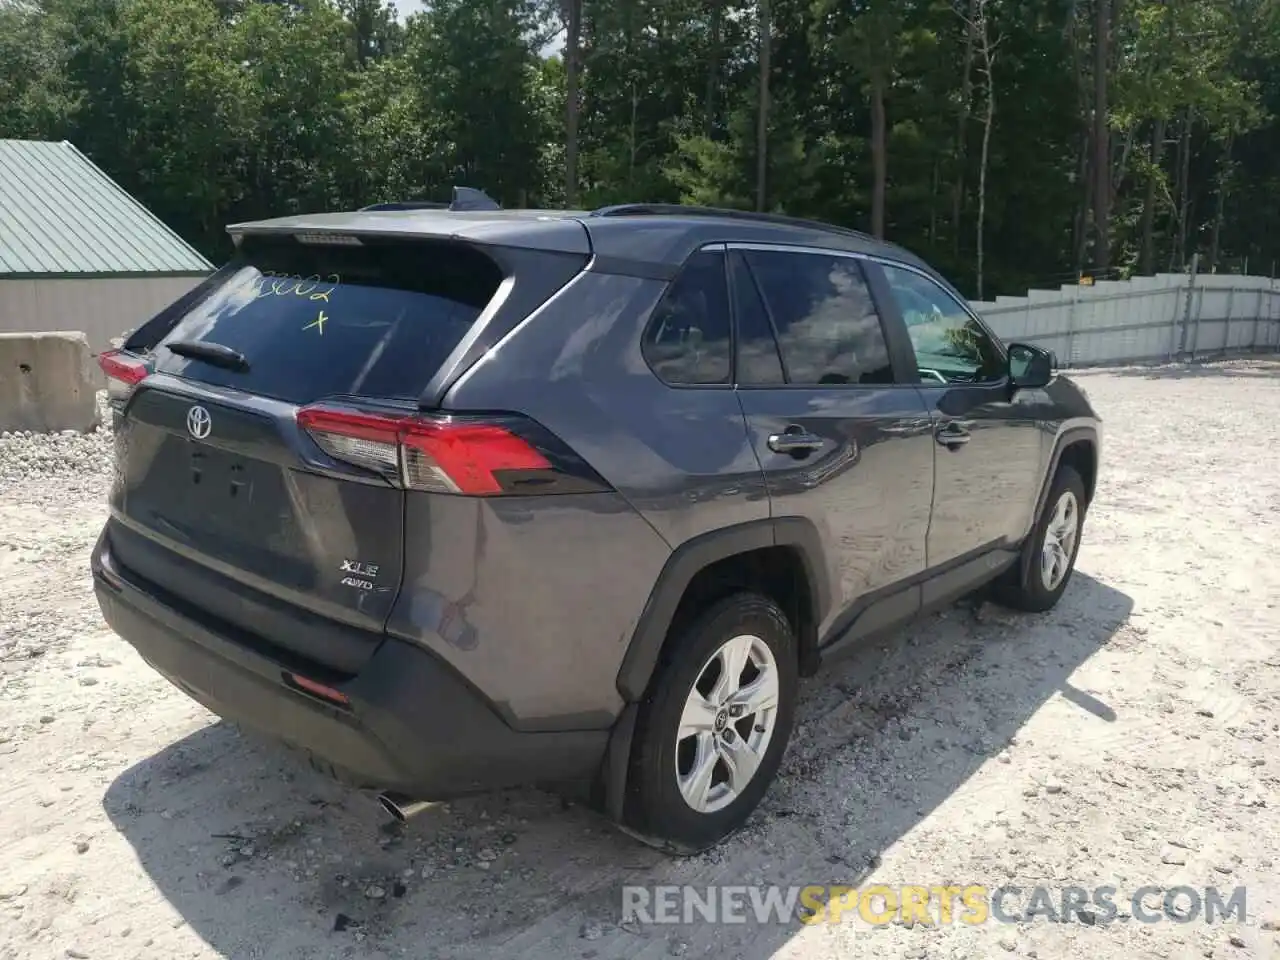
[729,245,935,643]
[103,235,515,674]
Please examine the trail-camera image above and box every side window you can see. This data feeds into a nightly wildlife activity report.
[729,252,786,386]
[879,263,1005,384]
[641,250,733,385]
[742,250,894,386]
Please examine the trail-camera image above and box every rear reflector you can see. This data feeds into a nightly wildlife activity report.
[285,672,351,707]
[98,349,149,403]
[296,405,552,495]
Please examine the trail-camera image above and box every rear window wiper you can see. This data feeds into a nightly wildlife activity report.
[166,339,251,372]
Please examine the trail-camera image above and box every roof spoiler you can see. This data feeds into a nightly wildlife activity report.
[360,187,502,213]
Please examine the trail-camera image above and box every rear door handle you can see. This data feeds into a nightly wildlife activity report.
[768,427,824,456]
[935,424,971,448]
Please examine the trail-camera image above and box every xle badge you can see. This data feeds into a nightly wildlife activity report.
[340,559,380,592]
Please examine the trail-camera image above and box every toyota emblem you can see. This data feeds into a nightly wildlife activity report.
[186,405,212,440]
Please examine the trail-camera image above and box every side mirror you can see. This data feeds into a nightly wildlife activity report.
[1008,342,1053,389]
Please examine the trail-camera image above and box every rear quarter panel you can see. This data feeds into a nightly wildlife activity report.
[391,271,769,730]
[447,271,771,545]
[385,490,669,729]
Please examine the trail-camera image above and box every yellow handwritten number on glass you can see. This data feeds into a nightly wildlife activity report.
[309,274,340,302]
[303,310,328,336]
[253,271,276,300]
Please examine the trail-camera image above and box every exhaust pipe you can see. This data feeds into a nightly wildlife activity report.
[378,791,432,822]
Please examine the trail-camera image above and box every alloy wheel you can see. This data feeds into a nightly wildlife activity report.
[675,633,780,814]
[1040,489,1080,591]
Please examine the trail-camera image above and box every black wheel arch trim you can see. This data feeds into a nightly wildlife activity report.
[1036,425,1099,517]
[601,701,639,823]
[614,516,831,704]
[1017,424,1099,588]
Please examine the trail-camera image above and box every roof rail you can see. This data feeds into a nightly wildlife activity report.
[359,186,502,214]
[588,203,874,242]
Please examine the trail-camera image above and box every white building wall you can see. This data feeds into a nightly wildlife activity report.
[0,275,206,354]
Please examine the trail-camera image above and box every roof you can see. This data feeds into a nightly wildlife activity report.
[0,139,214,277]
[578,208,930,274]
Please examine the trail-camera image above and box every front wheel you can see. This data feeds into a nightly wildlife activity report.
[995,464,1086,612]
[623,593,797,852]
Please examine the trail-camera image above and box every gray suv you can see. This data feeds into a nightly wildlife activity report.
[91,197,1100,852]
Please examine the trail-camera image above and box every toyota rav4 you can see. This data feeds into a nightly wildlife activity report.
[91,195,1101,852]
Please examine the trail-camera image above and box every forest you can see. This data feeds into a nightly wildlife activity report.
[2,0,1278,298]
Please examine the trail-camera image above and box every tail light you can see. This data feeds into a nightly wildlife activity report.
[296,404,572,495]
[98,350,149,404]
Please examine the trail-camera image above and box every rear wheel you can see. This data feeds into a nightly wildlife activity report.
[624,593,797,852]
[995,464,1086,612]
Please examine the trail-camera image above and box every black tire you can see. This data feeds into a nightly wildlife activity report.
[994,464,1087,613]
[623,593,798,853]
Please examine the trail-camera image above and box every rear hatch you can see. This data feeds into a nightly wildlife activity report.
[101,231,587,675]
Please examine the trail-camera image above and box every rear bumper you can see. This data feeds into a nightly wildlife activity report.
[91,532,608,798]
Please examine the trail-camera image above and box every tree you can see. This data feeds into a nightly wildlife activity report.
[972,0,998,299]
[0,2,74,139]
[951,0,978,255]
[1111,0,1265,273]
[334,0,402,66]
[704,0,724,139]
[562,0,582,205]
[813,0,903,238]
[4,0,1279,296]
[404,0,548,205]
[230,0,351,223]
[1093,0,1111,272]
[120,0,249,250]
[756,0,770,211]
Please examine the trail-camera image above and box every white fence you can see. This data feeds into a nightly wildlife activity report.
[972,271,1280,367]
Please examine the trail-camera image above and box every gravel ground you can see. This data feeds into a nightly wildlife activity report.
[1,360,1278,960]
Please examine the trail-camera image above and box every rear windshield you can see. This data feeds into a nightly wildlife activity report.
[152,236,503,404]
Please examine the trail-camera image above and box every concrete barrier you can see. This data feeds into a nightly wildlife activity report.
[0,332,100,433]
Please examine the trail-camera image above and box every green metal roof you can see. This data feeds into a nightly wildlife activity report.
[0,139,214,277]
